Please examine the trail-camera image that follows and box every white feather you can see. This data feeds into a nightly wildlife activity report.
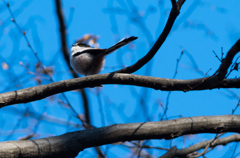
[70,46,105,75]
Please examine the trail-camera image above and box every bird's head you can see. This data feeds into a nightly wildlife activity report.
[71,42,92,55]
[72,42,91,48]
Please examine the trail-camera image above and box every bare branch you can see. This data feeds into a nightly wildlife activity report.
[159,146,177,158]
[113,0,185,74]
[54,0,90,124]
[213,38,240,80]
[55,0,68,61]
[175,134,240,157]
[0,115,239,158]
[1,73,240,107]
[177,0,186,9]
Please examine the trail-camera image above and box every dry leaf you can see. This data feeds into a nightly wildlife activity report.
[1,62,9,70]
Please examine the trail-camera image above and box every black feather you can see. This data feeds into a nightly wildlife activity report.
[73,48,106,57]
[72,36,138,57]
[105,36,138,55]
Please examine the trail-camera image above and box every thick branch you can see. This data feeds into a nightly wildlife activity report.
[0,115,240,158]
[1,73,240,107]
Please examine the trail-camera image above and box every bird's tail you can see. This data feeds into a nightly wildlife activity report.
[103,36,138,56]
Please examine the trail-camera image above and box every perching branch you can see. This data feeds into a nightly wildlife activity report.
[1,73,240,108]
[0,115,240,158]
[5,24,239,109]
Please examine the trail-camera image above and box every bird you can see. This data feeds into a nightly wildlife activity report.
[70,36,138,76]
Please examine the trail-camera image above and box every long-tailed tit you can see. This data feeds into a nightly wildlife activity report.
[70,36,137,76]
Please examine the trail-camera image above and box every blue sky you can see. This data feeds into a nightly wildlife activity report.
[0,0,240,157]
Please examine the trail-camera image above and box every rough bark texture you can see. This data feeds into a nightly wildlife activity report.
[0,115,240,158]
[1,74,240,108]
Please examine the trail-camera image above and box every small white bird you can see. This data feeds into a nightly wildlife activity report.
[70,36,137,76]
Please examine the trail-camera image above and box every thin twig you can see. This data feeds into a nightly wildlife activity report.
[161,51,184,121]
[4,0,79,118]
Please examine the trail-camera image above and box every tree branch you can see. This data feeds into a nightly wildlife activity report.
[212,38,240,82]
[0,115,239,158]
[167,134,240,157]
[54,0,90,124]
[113,0,186,74]
[1,73,240,107]
[160,146,177,158]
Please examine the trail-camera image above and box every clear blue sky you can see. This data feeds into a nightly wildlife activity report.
[0,0,240,157]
